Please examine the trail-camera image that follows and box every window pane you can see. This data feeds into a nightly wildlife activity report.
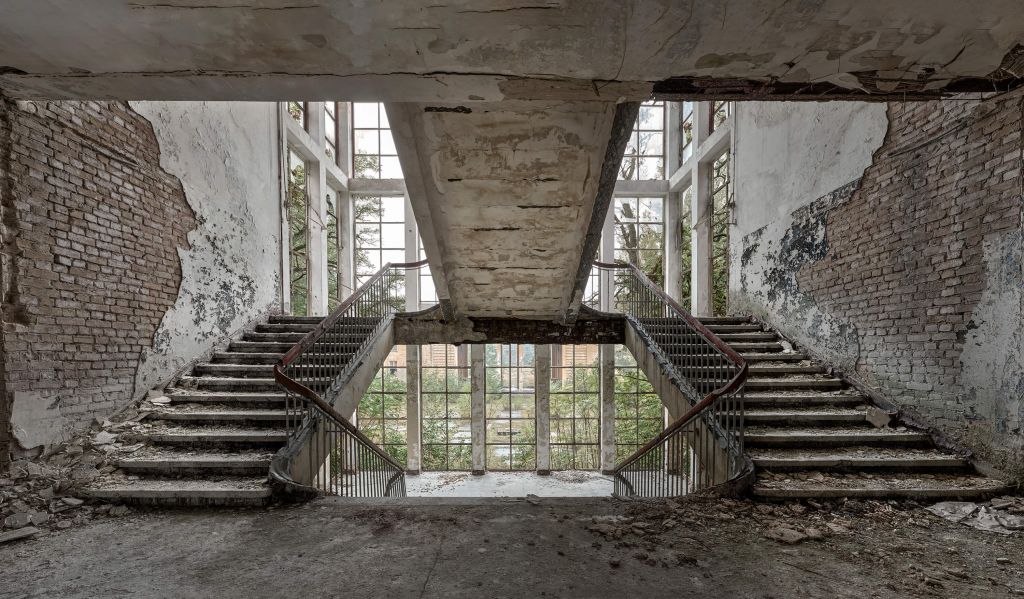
[353,102,379,128]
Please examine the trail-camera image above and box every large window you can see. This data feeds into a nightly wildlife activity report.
[352,102,402,179]
[421,345,472,471]
[620,101,665,181]
[679,101,694,164]
[613,346,664,461]
[550,345,600,470]
[288,101,306,130]
[357,346,408,463]
[485,344,536,471]
[710,101,731,134]
[613,196,664,286]
[354,195,406,286]
[286,150,309,315]
[417,238,437,310]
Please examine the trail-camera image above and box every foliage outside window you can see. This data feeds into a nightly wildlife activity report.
[326,190,340,308]
[287,150,309,315]
[357,347,408,464]
[711,151,732,316]
[613,345,664,460]
[614,196,664,287]
[678,188,693,310]
[354,194,405,283]
[421,344,473,471]
[325,102,338,161]
[679,102,694,164]
[710,101,731,134]
[620,101,665,181]
[288,101,306,130]
[550,345,600,470]
[352,102,402,179]
[485,344,536,471]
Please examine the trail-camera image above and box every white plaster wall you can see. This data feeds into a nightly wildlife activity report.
[733,102,888,233]
[729,102,888,367]
[130,101,281,395]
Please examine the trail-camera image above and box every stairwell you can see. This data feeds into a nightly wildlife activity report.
[82,315,328,506]
[698,316,1009,501]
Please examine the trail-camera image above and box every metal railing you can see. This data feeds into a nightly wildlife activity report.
[271,260,427,498]
[591,261,748,498]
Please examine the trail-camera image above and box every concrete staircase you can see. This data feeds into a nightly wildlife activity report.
[82,315,327,506]
[697,316,1008,501]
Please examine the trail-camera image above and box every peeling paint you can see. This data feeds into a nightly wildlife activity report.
[129,101,281,395]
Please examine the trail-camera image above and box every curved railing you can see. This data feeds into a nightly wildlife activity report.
[270,260,428,498]
[591,261,749,498]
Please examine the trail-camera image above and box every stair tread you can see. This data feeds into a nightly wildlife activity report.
[141,424,289,437]
[83,476,271,495]
[740,353,808,361]
[148,408,287,421]
[753,472,1006,496]
[749,446,967,462]
[746,426,927,437]
[116,447,276,464]
[744,407,866,417]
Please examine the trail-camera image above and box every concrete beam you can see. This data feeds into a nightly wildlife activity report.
[3,3,1022,101]
[393,311,625,346]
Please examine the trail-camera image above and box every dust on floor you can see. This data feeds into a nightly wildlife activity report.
[1,495,1022,599]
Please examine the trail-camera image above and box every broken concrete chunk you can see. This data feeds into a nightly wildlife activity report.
[0,526,40,544]
[4,512,33,529]
[865,406,894,428]
[61,497,85,507]
[149,396,171,405]
[764,526,808,544]
[92,431,118,445]
[29,512,50,526]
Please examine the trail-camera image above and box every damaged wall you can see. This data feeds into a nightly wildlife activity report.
[732,97,1024,480]
[0,100,281,467]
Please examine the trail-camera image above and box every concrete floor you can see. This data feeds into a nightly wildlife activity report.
[406,471,613,497]
[1,497,1022,598]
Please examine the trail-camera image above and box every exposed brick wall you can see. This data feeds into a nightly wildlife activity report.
[0,99,194,468]
[796,94,1023,476]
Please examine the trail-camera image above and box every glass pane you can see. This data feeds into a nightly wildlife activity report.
[383,393,406,418]
[639,104,664,130]
[576,419,600,444]
[638,131,663,156]
[486,419,510,444]
[355,223,380,246]
[380,156,403,178]
[486,445,511,470]
[353,103,379,128]
[486,394,508,418]
[638,157,664,180]
[422,393,446,417]
[354,130,379,155]
[380,224,405,248]
[639,197,663,221]
[380,249,406,267]
[448,394,471,418]
[381,197,405,222]
[448,419,472,444]
[614,197,638,222]
[550,394,574,418]
[421,369,446,393]
[379,130,398,155]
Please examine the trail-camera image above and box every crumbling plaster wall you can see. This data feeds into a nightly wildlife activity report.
[0,100,281,468]
[128,102,281,396]
[732,97,1024,480]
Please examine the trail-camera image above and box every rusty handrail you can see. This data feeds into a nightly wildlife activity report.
[592,260,748,496]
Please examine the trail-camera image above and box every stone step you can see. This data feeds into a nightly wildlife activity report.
[738,353,808,362]
[744,378,844,390]
[140,426,289,448]
[715,332,780,342]
[695,316,751,325]
[211,352,284,364]
[722,342,784,352]
[229,341,302,353]
[255,323,318,333]
[747,365,824,375]
[116,448,274,476]
[752,472,1007,501]
[148,408,288,426]
[749,447,971,472]
[701,324,764,333]
[268,315,324,324]
[177,376,284,392]
[166,390,287,407]
[745,427,932,448]
[742,408,866,426]
[743,393,867,408]
[81,477,273,506]
[243,331,311,342]
[194,363,274,377]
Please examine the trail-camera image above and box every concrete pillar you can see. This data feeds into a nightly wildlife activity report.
[277,104,293,314]
[470,344,486,474]
[404,192,419,310]
[535,345,551,474]
[665,190,683,303]
[690,102,713,316]
[306,102,329,316]
[405,345,421,474]
[599,343,616,473]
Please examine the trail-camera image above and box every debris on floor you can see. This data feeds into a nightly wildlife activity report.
[926,497,1024,535]
[1,415,145,543]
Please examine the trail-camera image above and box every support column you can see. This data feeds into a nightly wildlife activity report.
[403,192,419,310]
[600,343,616,474]
[535,345,551,474]
[405,345,421,474]
[306,102,329,316]
[665,190,683,303]
[470,344,486,475]
[690,102,713,316]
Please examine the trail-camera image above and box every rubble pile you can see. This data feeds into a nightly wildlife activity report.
[0,418,145,544]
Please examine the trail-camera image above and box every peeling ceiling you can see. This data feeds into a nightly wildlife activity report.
[0,0,1022,100]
